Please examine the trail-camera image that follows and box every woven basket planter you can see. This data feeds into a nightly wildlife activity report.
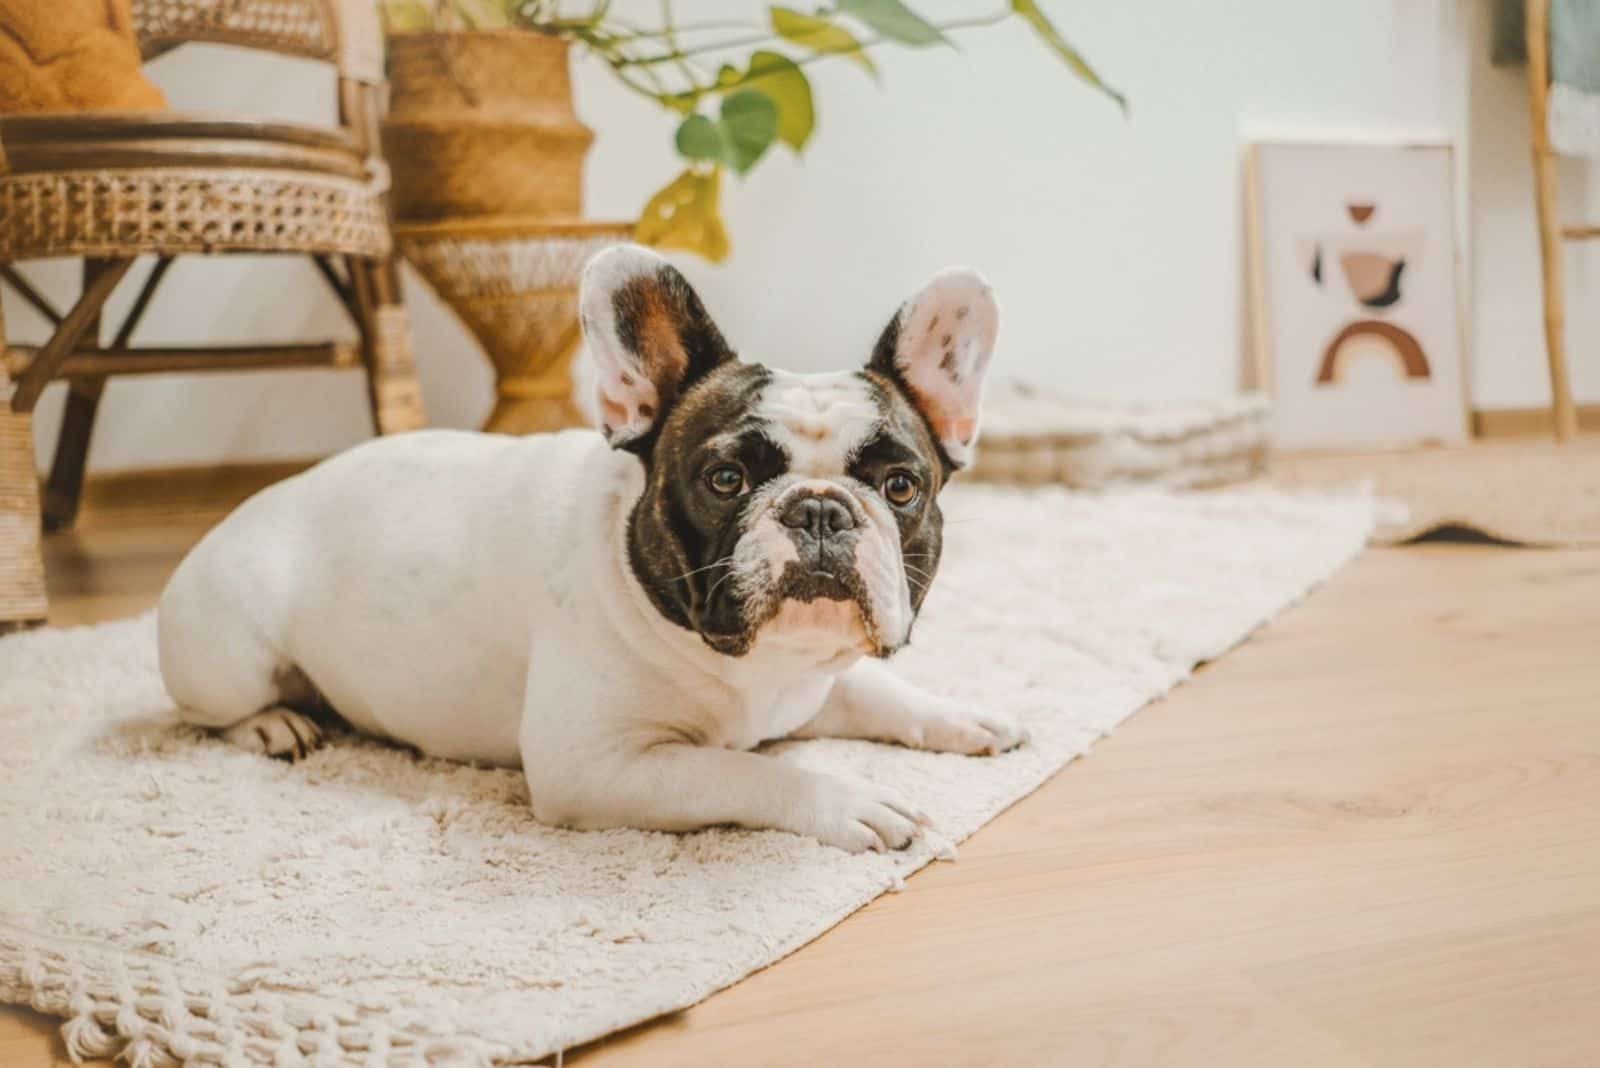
[381,32,593,222]
[398,218,632,434]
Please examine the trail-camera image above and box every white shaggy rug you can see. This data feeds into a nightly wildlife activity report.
[0,485,1375,1066]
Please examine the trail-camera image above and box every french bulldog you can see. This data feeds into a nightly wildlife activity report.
[157,245,1024,853]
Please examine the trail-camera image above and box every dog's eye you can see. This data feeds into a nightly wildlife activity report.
[706,465,747,497]
[882,471,920,507]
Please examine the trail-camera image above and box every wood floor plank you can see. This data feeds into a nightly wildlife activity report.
[4,516,1598,1067]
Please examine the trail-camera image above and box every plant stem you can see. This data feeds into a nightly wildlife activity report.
[615,7,1012,69]
[657,1,712,97]
[601,18,765,40]
[566,29,680,104]
[585,16,712,100]
[618,29,781,66]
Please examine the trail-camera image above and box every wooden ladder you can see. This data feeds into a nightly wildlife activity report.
[1528,0,1596,441]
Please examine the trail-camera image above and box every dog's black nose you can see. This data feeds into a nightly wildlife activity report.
[780,492,856,538]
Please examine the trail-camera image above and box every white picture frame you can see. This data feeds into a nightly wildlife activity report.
[1246,139,1470,450]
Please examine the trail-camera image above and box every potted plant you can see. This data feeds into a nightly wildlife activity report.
[378,0,1123,259]
[376,1,1121,434]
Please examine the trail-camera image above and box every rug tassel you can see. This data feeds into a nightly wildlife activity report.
[123,1035,173,1068]
[61,1009,117,1062]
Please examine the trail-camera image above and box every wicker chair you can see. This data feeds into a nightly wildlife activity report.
[0,0,425,631]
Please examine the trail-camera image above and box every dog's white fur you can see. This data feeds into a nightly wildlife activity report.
[158,251,1021,853]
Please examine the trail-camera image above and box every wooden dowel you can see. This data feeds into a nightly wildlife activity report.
[1526,0,1579,442]
[312,254,359,322]
[111,256,174,349]
[0,265,65,326]
[9,259,133,412]
[1562,224,1600,240]
[4,342,360,379]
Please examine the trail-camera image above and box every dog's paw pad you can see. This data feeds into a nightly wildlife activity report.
[223,707,323,762]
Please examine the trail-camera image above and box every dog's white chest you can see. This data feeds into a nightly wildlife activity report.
[711,674,834,750]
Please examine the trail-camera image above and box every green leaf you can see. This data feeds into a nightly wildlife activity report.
[380,0,435,31]
[719,89,779,174]
[770,7,878,77]
[674,114,724,162]
[635,168,731,263]
[671,93,778,175]
[836,0,949,47]
[743,50,815,151]
[1010,0,1125,111]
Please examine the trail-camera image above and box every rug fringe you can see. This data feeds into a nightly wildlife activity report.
[1,925,525,1066]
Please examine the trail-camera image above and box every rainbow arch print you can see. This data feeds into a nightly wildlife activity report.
[1314,319,1431,385]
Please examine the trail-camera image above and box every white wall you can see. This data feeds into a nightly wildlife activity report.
[10,0,1595,472]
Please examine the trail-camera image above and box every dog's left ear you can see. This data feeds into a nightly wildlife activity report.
[867,268,999,470]
[579,244,736,450]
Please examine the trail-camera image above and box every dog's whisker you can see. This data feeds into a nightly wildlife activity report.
[666,557,735,584]
[704,567,737,604]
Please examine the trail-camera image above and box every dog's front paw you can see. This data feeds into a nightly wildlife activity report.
[912,707,1028,756]
[806,777,931,854]
[223,707,323,762]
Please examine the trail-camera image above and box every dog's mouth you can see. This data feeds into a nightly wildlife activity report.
[771,561,885,652]
[692,559,886,658]
[785,568,855,602]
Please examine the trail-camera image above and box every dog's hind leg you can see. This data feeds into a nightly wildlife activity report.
[221,706,324,761]
[157,575,326,762]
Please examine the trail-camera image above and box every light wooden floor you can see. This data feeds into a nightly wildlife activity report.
[4,514,1599,1066]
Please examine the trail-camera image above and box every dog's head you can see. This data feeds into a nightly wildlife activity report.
[580,245,997,660]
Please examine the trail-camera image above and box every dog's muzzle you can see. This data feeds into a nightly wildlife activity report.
[775,485,863,599]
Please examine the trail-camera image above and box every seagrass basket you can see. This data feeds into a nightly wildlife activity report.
[397,217,632,434]
[382,32,593,222]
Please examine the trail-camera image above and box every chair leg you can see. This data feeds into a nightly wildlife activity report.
[9,258,131,413]
[39,258,125,532]
[41,376,105,532]
[0,305,47,632]
[348,254,425,435]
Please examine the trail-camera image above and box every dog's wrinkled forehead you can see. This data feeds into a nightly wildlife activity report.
[755,370,882,475]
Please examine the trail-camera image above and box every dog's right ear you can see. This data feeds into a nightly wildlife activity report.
[579,244,736,451]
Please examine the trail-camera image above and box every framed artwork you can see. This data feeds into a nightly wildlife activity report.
[1246,140,1469,450]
